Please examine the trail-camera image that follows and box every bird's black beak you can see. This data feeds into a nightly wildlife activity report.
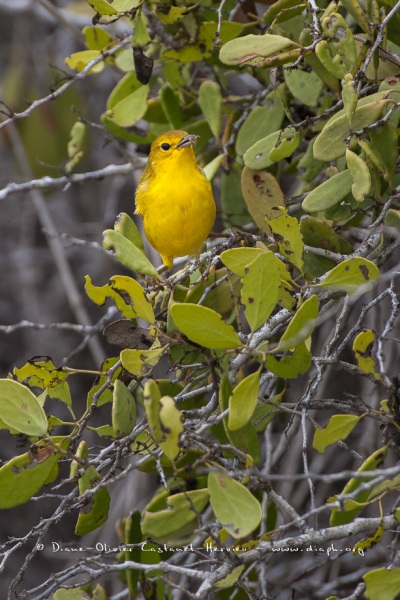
[176,134,199,149]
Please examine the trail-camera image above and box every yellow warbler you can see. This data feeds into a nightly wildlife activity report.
[135,130,216,270]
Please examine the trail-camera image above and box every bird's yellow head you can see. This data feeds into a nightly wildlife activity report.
[147,130,199,168]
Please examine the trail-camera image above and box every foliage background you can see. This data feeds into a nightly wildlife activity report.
[1,0,400,599]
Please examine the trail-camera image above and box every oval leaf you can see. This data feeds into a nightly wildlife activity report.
[302,170,353,213]
[219,33,298,67]
[228,369,260,431]
[315,257,379,294]
[242,253,281,331]
[170,304,242,350]
[0,447,61,508]
[0,380,48,436]
[208,471,262,538]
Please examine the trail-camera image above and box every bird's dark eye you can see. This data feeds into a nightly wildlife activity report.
[160,143,171,151]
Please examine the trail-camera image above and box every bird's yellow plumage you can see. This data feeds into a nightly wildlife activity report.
[135,130,216,269]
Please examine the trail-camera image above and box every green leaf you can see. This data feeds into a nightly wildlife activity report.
[114,212,145,253]
[244,127,298,170]
[159,396,184,460]
[313,414,361,453]
[329,445,388,525]
[341,73,358,125]
[313,98,391,161]
[0,379,48,436]
[88,0,118,16]
[315,257,379,294]
[85,274,154,322]
[131,10,150,46]
[221,247,266,277]
[198,81,222,138]
[228,369,260,431]
[220,163,251,227]
[353,329,381,380]
[302,170,353,213]
[106,72,141,110]
[120,347,165,377]
[143,379,162,443]
[104,85,149,127]
[103,229,160,278]
[241,253,280,331]
[73,441,111,536]
[66,121,86,173]
[122,511,142,597]
[268,129,300,162]
[214,565,246,589]
[112,379,136,437]
[354,525,384,555]
[160,84,182,129]
[13,357,69,389]
[65,50,104,74]
[219,374,260,463]
[170,304,242,350]
[369,121,398,183]
[284,68,323,107]
[277,294,319,351]
[236,90,285,155]
[203,154,225,181]
[219,33,298,67]
[315,13,356,79]
[364,567,400,600]
[266,208,304,271]
[0,445,61,508]
[265,342,312,378]
[346,149,371,203]
[156,6,187,24]
[142,489,209,544]
[208,471,262,538]
[83,25,114,50]
[54,589,91,600]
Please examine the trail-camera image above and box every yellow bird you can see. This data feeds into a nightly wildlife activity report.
[135,130,216,270]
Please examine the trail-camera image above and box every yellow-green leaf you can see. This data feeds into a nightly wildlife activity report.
[346,149,371,203]
[266,208,304,271]
[313,414,361,453]
[170,304,242,350]
[199,81,222,138]
[313,99,390,161]
[120,347,165,377]
[242,253,280,331]
[329,445,388,525]
[228,369,261,431]
[277,294,319,351]
[103,229,160,278]
[208,471,262,538]
[0,445,61,508]
[315,257,379,294]
[0,379,48,436]
[112,379,136,437]
[104,85,149,127]
[142,489,209,544]
[353,329,381,380]
[364,567,400,600]
[159,396,184,460]
[65,50,104,74]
